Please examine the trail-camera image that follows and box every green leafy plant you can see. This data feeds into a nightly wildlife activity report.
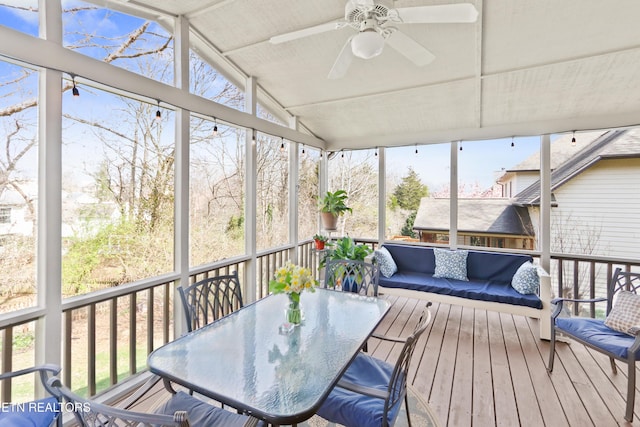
[319,190,352,216]
[320,237,372,267]
[313,234,329,242]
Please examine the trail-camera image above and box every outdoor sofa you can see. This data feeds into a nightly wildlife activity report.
[374,243,551,340]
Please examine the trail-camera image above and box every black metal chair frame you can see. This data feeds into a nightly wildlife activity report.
[548,267,640,422]
[0,364,62,427]
[178,271,244,332]
[49,377,189,427]
[323,303,433,427]
[324,259,379,297]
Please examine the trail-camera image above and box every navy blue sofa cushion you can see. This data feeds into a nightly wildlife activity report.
[380,244,541,309]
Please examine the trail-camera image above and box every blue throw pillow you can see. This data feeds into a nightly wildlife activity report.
[374,247,397,278]
[511,261,539,294]
[433,249,468,281]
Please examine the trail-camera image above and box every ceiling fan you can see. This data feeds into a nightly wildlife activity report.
[269,1,478,79]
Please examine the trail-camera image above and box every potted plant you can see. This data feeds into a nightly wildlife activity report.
[313,234,329,250]
[319,190,352,231]
[320,237,373,292]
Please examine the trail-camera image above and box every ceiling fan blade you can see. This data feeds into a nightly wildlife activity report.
[385,30,435,67]
[328,37,355,79]
[393,3,478,24]
[270,21,343,44]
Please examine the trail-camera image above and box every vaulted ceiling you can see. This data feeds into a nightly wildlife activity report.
[119,0,640,151]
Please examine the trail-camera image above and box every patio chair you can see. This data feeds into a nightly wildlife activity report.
[548,268,640,422]
[179,271,244,332]
[0,364,62,427]
[49,378,262,427]
[324,259,379,296]
[316,303,433,427]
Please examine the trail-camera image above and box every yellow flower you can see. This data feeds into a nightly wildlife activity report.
[268,261,318,296]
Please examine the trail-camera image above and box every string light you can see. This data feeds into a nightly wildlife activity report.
[320,150,323,158]
[374,147,378,157]
[459,141,463,151]
[301,144,305,155]
[212,118,218,137]
[571,131,576,146]
[511,136,515,148]
[280,137,285,152]
[251,129,256,143]
[155,100,161,121]
[341,150,344,158]
[71,76,79,97]
[415,144,418,155]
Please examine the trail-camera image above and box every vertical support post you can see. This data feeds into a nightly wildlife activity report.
[288,116,299,263]
[35,0,63,394]
[245,76,258,302]
[540,134,551,272]
[319,149,329,233]
[449,141,459,248]
[173,15,190,337]
[378,147,386,244]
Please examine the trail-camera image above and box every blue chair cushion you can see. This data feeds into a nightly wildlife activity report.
[555,317,640,359]
[157,391,263,426]
[0,397,59,427]
[316,353,403,427]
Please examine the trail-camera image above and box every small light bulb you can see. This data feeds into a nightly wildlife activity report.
[571,131,576,146]
[213,124,218,137]
[155,109,161,121]
[72,79,79,97]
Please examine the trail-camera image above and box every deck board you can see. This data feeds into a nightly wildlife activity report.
[125,297,640,426]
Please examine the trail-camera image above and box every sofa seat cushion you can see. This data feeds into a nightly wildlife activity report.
[379,272,542,309]
[555,317,640,359]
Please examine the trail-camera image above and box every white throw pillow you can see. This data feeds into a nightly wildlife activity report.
[374,247,398,278]
[604,291,640,336]
[433,249,468,281]
[511,261,539,294]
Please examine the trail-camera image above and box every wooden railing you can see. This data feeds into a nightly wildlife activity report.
[2,240,638,401]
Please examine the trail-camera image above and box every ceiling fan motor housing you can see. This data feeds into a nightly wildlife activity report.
[345,0,391,29]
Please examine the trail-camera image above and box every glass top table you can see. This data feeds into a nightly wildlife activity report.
[148,288,390,425]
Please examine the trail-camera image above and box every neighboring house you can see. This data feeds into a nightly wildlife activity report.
[0,181,119,240]
[414,129,640,261]
[510,129,640,261]
[413,198,535,249]
[0,182,36,238]
[497,131,605,198]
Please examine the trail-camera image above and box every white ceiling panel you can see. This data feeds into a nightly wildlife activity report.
[111,0,640,149]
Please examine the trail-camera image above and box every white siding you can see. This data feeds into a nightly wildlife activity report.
[550,158,640,259]
[512,171,540,197]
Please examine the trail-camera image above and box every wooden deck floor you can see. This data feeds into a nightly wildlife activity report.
[128,295,640,427]
[375,295,640,427]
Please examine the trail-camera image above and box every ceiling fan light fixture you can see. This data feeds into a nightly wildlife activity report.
[351,30,385,59]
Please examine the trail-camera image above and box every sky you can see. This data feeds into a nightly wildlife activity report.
[0,2,558,193]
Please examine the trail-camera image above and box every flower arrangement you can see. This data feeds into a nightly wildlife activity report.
[269,262,318,325]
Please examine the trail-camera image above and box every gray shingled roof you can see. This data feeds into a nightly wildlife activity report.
[514,129,640,206]
[414,198,534,236]
[506,131,607,173]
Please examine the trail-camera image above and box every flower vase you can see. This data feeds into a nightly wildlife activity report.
[286,294,303,325]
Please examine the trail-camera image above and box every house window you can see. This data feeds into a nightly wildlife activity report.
[0,207,10,224]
